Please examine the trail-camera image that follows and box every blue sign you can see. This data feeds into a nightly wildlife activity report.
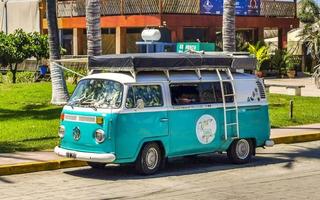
[200,0,260,16]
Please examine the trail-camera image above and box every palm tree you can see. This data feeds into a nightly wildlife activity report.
[222,0,236,52]
[86,0,102,56]
[298,0,320,24]
[46,0,69,105]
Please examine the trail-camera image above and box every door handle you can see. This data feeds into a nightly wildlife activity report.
[160,118,169,122]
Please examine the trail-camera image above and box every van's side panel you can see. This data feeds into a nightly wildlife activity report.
[238,105,270,146]
[167,107,226,157]
[114,110,169,162]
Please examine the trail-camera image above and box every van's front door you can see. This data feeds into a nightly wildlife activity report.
[116,84,169,160]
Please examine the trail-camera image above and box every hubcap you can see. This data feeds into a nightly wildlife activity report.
[236,139,250,160]
[145,147,158,170]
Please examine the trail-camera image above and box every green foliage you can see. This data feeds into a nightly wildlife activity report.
[271,49,287,76]
[30,32,49,62]
[298,0,320,24]
[248,42,271,71]
[0,29,49,83]
[301,23,320,63]
[271,50,298,76]
[5,72,35,83]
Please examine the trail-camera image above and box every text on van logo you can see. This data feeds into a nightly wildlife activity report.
[196,115,217,144]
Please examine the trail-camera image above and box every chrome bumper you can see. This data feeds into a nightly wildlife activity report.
[54,146,116,163]
[265,140,274,147]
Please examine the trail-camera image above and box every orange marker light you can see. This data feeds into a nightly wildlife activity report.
[60,114,65,121]
[96,117,104,125]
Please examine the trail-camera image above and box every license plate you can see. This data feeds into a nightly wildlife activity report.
[66,152,77,158]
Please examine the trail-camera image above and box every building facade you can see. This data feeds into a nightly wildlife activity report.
[42,0,299,55]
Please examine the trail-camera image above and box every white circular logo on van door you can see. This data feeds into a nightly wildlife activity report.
[196,115,217,144]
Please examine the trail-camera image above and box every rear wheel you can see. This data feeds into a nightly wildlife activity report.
[227,139,253,164]
[87,162,106,169]
[135,142,162,175]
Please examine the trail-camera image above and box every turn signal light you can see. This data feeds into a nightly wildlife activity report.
[96,117,104,125]
[60,114,65,121]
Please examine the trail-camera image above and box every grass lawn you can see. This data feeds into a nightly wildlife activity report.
[268,94,320,128]
[0,82,319,153]
[0,82,75,153]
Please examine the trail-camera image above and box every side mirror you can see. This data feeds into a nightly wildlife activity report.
[136,99,145,110]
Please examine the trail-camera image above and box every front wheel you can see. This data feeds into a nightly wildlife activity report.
[135,142,162,175]
[227,139,254,164]
[87,162,106,169]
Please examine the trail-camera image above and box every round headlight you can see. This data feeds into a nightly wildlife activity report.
[58,125,65,138]
[95,129,105,143]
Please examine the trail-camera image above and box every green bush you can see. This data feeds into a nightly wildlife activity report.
[6,71,35,83]
[0,73,4,83]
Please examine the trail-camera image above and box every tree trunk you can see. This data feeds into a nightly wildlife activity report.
[222,0,236,52]
[86,0,102,56]
[9,64,17,84]
[46,0,69,105]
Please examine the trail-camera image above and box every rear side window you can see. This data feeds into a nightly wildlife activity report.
[170,82,234,106]
[126,85,163,108]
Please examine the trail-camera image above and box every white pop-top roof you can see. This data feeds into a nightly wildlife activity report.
[81,72,257,84]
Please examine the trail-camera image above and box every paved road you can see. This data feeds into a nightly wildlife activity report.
[0,141,319,200]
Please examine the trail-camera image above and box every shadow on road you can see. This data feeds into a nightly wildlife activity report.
[65,142,320,180]
[64,152,296,181]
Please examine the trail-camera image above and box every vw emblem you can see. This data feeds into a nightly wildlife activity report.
[73,127,81,141]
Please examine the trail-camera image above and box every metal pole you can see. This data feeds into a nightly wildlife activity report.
[289,99,293,119]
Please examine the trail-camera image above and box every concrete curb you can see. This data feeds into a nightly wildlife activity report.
[272,133,320,144]
[1,133,319,176]
[0,159,87,176]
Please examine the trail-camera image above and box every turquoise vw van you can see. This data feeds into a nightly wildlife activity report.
[55,53,274,175]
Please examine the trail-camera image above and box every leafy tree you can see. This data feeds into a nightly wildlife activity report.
[30,32,50,66]
[0,29,33,83]
[301,23,320,63]
[298,0,320,24]
[248,42,271,71]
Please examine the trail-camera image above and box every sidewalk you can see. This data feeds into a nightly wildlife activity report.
[1,124,319,176]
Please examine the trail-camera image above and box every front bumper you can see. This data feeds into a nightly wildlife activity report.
[54,146,116,163]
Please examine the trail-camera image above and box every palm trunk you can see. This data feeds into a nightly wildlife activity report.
[46,0,69,105]
[86,0,102,56]
[222,0,236,52]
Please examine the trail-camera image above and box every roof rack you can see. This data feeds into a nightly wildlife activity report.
[88,52,256,80]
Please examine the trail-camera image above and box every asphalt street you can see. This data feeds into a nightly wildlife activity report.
[0,141,319,200]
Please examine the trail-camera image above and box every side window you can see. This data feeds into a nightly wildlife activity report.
[170,83,200,105]
[223,82,234,103]
[170,82,234,106]
[200,82,222,103]
[125,85,163,109]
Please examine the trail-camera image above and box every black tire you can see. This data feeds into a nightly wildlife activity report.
[227,139,254,164]
[135,142,162,175]
[87,162,106,169]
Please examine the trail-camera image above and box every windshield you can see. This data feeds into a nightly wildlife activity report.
[68,79,123,109]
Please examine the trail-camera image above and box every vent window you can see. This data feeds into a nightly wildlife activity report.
[256,81,266,99]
